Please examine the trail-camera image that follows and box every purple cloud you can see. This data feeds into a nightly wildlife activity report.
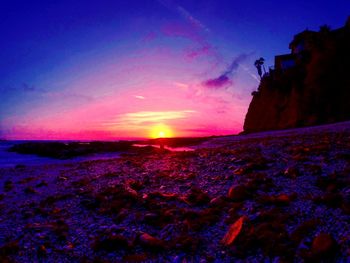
[186,44,212,59]
[203,75,232,89]
[202,54,249,89]
[161,22,219,61]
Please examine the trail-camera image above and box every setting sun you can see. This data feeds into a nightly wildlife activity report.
[150,124,174,138]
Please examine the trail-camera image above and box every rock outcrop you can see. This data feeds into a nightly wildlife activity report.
[244,17,350,133]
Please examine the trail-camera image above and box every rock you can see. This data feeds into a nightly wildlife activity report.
[283,167,299,178]
[198,208,221,227]
[143,212,160,225]
[171,235,201,252]
[92,234,129,252]
[24,187,37,194]
[22,210,34,219]
[221,216,245,246]
[122,253,148,262]
[304,164,323,175]
[342,200,350,215]
[316,175,338,191]
[245,159,269,171]
[184,187,210,206]
[274,194,292,205]
[4,181,13,192]
[36,180,48,187]
[258,193,294,206]
[127,179,143,191]
[80,198,100,210]
[15,164,26,169]
[209,196,226,207]
[233,167,246,175]
[0,240,19,258]
[313,193,343,208]
[125,187,138,198]
[37,245,47,256]
[148,191,177,201]
[114,208,129,223]
[311,233,338,259]
[227,185,250,201]
[181,209,211,231]
[253,221,292,257]
[57,175,68,181]
[138,233,165,250]
[290,219,319,244]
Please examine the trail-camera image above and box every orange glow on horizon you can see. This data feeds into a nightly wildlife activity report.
[149,124,174,138]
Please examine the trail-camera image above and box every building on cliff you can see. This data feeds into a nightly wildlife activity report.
[274,54,296,71]
[243,17,350,133]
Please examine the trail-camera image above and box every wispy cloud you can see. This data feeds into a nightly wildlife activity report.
[157,0,219,61]
[173,82,189,89]
[103,110,196,129]
[134,95,145,100]
[157,0,210,32]
[176,6,210,32]
[161,22,219,61]
[118,110,195,124]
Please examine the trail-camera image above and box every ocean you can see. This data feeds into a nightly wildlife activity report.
[0,141,122,168]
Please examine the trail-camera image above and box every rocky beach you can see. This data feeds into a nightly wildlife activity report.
[0,122,350,262]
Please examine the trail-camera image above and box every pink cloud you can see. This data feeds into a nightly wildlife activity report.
[185,44,213,59]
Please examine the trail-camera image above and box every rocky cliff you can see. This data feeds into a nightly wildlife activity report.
[243,17,350,133]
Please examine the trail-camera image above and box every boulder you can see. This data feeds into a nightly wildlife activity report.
[310,233,338,260]
[227,185,250,201]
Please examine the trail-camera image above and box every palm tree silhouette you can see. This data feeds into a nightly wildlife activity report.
[254,57,265,79]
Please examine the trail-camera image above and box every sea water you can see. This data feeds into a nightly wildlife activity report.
[0,141,122,168]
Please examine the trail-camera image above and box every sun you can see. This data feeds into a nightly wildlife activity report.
[149,124,174,138]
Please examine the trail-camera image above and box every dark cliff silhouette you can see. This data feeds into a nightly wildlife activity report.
[243,17,350,133]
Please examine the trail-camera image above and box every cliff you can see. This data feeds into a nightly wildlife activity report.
[243,17,350,133]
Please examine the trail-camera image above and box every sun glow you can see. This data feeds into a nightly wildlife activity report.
[150,124,174,138]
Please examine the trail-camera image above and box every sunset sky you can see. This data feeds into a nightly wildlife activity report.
[1,0,349,140]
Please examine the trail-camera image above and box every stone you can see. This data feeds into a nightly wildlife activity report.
[221,216,245,246]
[184,187,210,206]
[227,185,250,201]
[311,233,338,259]
[92,234,129,252]
[138,233,165,250]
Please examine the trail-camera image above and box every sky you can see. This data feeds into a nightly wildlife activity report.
[1,0,349,140]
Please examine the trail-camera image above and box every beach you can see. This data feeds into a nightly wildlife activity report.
[1,122,350,262]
